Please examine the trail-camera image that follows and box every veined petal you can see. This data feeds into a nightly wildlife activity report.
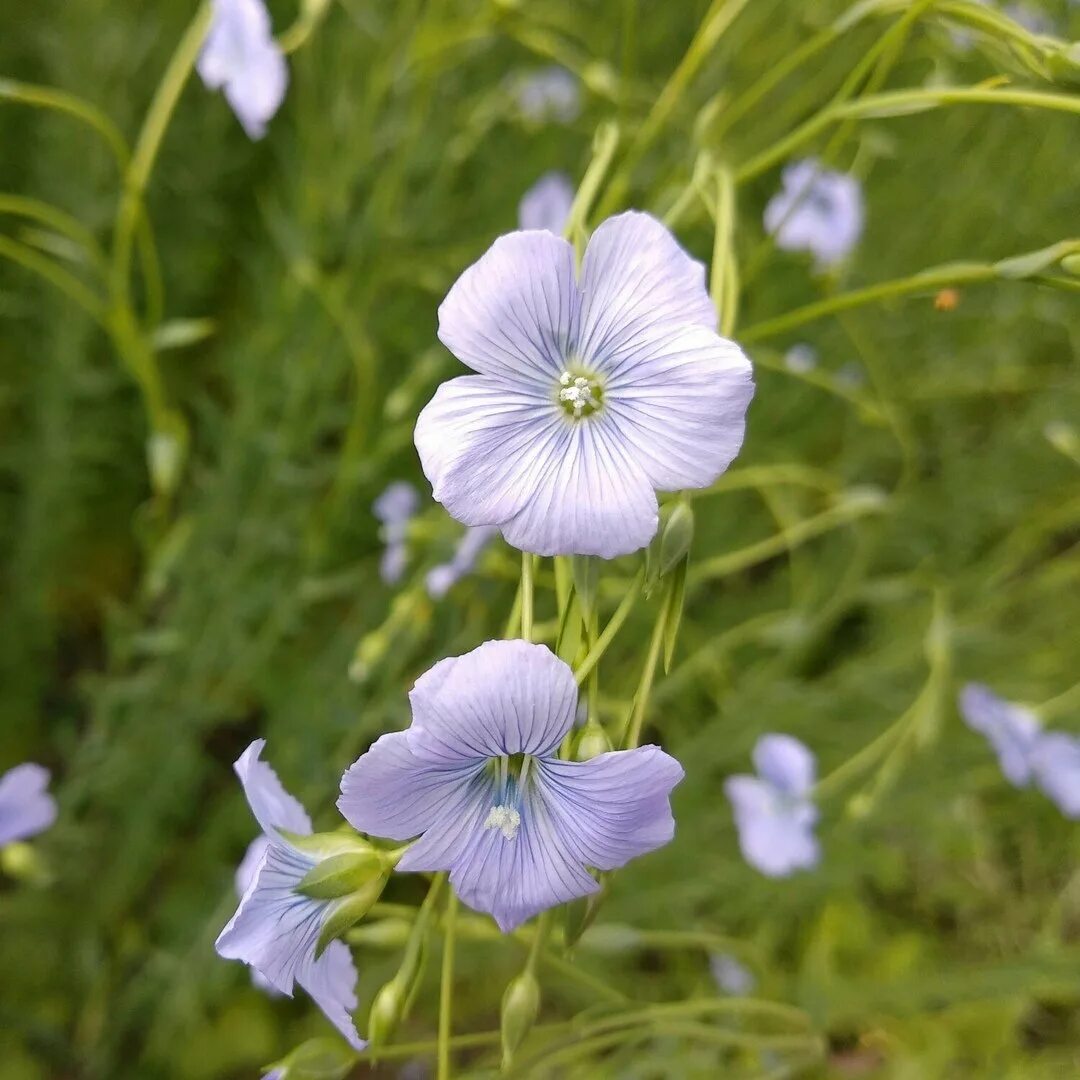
[578,211,716,370]
[1030,732,1080,818]
[535,746,684,869]
[437,231,580,386]
[725,776,819,878]
[605,324,754,491]
[408,641,579,762]
[496,415,660,557]
[752,734,815,799]
[236,834,271,897]
[215,843,365,1049]
[0,763,56,846]
[338,730,485,839]
[415,375,562,526]
[234,740,312,838]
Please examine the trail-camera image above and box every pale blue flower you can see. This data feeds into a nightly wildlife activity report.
[517,67,581,124]
[1029,732,1080,818]
[198,0,288,140]
[724,735,820,878]
[518,172,575,235]
[764,159,864,270]
[339,640,683,932]
[959,683,1040,786]
[374,482,420,585]
[415,212,754,558]
[710,953,756,996]
[216,741,365,1050]
[0,763,56,846]
[426,525,498,599]
[784,343,818,374]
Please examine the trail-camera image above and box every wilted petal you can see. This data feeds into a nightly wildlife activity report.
[1030,732,1080,818]
[725,776,819,878]
[959,683,1040,787]
[234,740,312,838]
[752,734,815,799]
[408,641,578,762]
[605,324,754,491]
[0,763,56,846]
[437,231,580,386]
[578,212,717,369]
[518,172,575,234]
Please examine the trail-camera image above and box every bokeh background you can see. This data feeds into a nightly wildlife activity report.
[2,0,1079,1076]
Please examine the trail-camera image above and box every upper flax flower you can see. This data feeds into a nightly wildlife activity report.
[724,734,820,878]
[517,67,581,125]
[0,764,56,847]
[338,640,683,932]
[959,683,1080,817]
[764,159,864,271]
[216,741,365,1049]
[197,0,288,140]
[415,212,755,558]
[518,172,575,235]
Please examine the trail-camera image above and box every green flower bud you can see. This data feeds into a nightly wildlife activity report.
[575,720,612,761]
[297,850,386,901]
[315,872,389,956]
[268,1036,357,1079]
[367,977,405,1047]
[500,970,541,1069]
[0,841,50,885]
[659,499,694,577]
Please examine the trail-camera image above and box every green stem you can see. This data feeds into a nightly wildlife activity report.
[0,193,107,273]
[437,890,458,1080]
[622,592,668,748]
[525,910,551,975]
[0,234,107,325]
[521,553,535,643]
[573,568,644,686]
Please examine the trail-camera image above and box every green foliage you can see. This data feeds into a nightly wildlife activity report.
[1,0,1079,1077]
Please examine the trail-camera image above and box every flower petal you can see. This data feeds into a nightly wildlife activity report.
[299,940,365,1051]
[605,324,754,491]
[725,776,819,878]
[959,683,1040,787]
[752,734,815,798]
[234,740,312,838]
[1030,732,1080,818]
[578,211,716,371]
[0,763,56,846]
[223,41,288,140]
[408,641,579,762]
[495,415,660,557]
[338,730,484,840]
[235,834,271,897]
[437,231,580,386]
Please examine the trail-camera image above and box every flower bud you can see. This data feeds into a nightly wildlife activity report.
[298,851,386,901]
[500,970,541,1069]
[575,720,612,761]
[268,1036,357,1079]
[659,499,694,577]
[315,872,389,956]
[0,841,50,885]
[367,977,405,1047]
[346,917,412,949]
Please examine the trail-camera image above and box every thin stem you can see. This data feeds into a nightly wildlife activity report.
[521,553,535,643]
[525,911,552,975]
[574,568,644,686]
[437,890,458,1080]
[1038,678,1080,722]
[622,591,668,748]
[0,234,107,325]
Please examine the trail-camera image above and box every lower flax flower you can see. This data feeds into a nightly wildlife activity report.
[415,211,754,558]
[216,741,367,1050]
[725,734,820,878]
[338,640,684,932]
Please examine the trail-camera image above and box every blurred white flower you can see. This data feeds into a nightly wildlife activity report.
[373,482,419,585]
[426,526,498,599]
[518,172,575,235]
[710,953,756,996]
[198,0,288,140]
[764,159,864,270]
[784,343,818,374]
[517,67,581,124]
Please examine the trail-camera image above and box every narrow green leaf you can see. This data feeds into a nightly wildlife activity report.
[663,559,688,674]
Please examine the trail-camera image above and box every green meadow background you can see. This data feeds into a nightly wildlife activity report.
[2,0,1079,1076]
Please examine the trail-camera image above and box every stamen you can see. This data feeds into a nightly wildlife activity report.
[483,804,522,841]
[557,371,599,417]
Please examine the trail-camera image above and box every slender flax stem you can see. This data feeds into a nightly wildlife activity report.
[574,568,644,686]
[521,553,535,643]
[623,594,668,748]
[437,890,459,1080]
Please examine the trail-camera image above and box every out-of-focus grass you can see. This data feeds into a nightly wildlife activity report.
[1,0,1079,1076]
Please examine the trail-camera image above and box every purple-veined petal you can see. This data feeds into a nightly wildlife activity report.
[234,740,312,839]
[752,734,815,799]
[236,834,271,897]
[338,730,485,840]
[578,211,717,370]
[495,415,660,558]
[0,763,56,846]
[518,172,575,234]
[1030,732,1080,818]
[216,842,365,1049]
[604,323,754,491]
[408,641,579,762]
[958,683,1040,787]
[437,231,580,386]
[725,776,819,878]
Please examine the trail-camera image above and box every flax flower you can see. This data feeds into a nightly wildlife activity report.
[339,640,683,932]
[216,741,365,1049]
[373,481,420,585]
[198,0,288,140]
[0,764,56,847]
[415,211,754,558]
[518,172,575,235]
[725,734,820,878]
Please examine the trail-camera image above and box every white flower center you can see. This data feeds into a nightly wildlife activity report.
[483,803,522,841]
[558,371,601,418]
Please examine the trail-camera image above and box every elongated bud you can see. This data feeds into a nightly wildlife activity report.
[346,917,412,949]
[315,872,389,956]
[500,970,541,1069]
[659,499,694,577]
[367,977,405,1047]
[1062,254,1080,277]
[298,851,386,901]
[575,720,612,761]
